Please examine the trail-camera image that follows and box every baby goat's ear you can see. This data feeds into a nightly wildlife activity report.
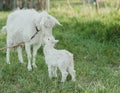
[55,40,59,43]
[54,19,62,26]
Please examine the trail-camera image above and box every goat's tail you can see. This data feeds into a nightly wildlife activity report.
[1,26,7,32]
[67,51,73,59]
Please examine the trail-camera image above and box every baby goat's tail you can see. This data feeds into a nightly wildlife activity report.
[67,51,73,59]
[66,51,74,67]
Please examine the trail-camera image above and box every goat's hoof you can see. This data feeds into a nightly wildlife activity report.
[53,75,57,78]
[72,79,76,82]
[61,80,65,83]
[27,67,32,71]
[32,64,37,68]
[7,62,10,64]
[28,68,32,71]
[49,76,53,79]
[20,62,25,64]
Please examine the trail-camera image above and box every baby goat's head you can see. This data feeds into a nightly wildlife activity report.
[44,35,59,47]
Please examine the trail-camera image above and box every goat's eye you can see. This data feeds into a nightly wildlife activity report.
[48,38,50,40]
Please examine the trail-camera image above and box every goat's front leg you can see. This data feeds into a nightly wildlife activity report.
[17,46,24,64]
[48,65,53,79]
[53,66,57,78]
[25,43,32,71]
[32,43,41,68]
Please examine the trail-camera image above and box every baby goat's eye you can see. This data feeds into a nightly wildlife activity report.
[48,38,50,40]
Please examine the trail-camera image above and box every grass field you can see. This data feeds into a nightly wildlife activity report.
[0,3,120,93]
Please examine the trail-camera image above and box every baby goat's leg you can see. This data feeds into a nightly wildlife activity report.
[53,66,57,78]
[60,68,68,82]
[68,67,76,81]
[25,43,32,71]
[32,44,41,68]
[48,65,53,79]
[17,46,24,64]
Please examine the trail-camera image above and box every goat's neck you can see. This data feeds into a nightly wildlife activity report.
[44,45,55,54]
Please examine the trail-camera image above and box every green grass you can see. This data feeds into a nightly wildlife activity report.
[0,5,120,93]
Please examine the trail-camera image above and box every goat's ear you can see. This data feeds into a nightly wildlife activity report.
[33,16,42,30]
[33,17,39,26]
[50,15,62,26]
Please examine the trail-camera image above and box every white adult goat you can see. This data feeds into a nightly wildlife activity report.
[3,9,61,71]
[43,36,76,82]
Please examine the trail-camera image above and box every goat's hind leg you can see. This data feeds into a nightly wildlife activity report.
[68,67,76,81]
[59,67,68,82]
[53,66,57,78]
[6,48,11,64]
[6,39,12,64]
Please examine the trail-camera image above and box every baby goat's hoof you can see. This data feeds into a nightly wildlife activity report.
[61,80,65,83]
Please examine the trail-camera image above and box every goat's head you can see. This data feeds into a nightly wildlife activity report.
[34,11,61,32]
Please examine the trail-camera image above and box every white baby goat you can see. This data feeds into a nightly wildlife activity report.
[3,9,61,71]
[43,36,76,82]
